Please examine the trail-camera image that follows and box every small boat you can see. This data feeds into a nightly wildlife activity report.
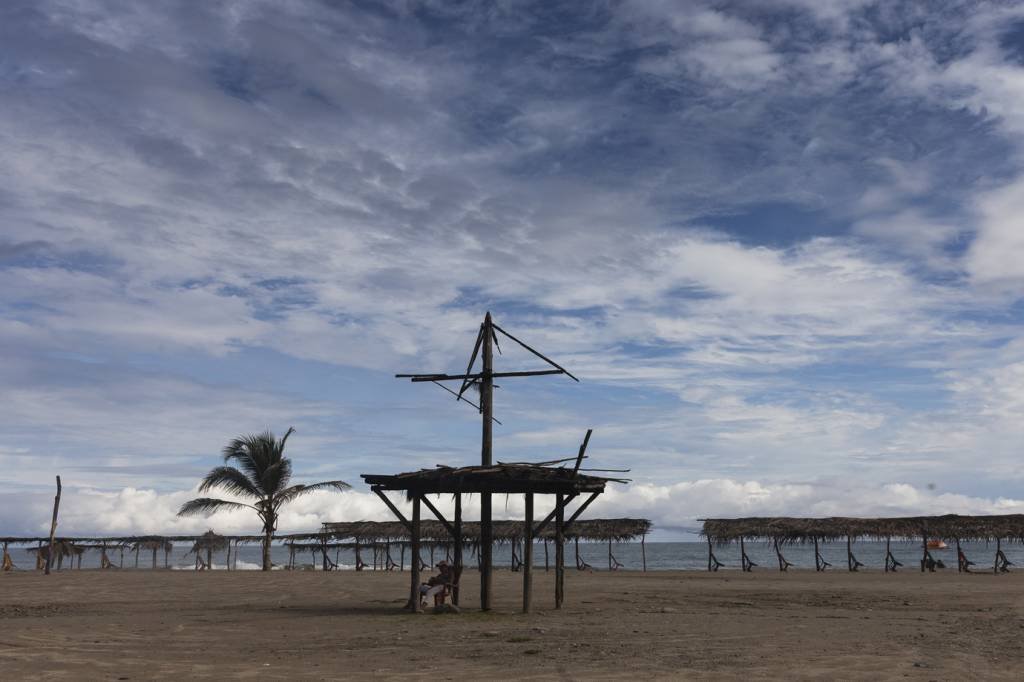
[927,540,948,550]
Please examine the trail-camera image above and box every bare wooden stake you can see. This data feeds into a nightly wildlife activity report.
[44,475,61,576]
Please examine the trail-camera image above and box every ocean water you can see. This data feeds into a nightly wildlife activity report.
[4,540,1022,572]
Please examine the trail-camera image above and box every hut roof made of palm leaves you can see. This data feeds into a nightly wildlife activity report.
[187,530,228,554]
[702,515,1024,544]
[321,518,651,543]
[361,463,624,496]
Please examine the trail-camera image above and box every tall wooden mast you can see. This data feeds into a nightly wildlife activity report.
[479,312,494,608]
[396,311,578,611]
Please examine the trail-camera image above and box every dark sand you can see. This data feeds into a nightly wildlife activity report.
[2,568,1023,679]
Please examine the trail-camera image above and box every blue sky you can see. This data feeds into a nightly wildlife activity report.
[2,0,1024,539]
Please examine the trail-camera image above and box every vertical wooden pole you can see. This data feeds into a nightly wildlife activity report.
[707,537,713,572]
[847,535,853,572]
[480,313,494,611]
[885,537,890,573]
[814,537,820,571]
[994,538,1000,575]
[740,537,746,571]
[410,495,422,612]
[44,475,61,575]
[544,539,549,571]
[921,532,927,573]
[555,493,565,609]
[152,547,157,569]
[523,493,533,613]
[956,538,962,573]
[453,493,462,606]
[641,534,647,572]
[608,538,613,571]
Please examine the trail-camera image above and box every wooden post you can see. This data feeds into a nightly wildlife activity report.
[44,475,61,575]
[994,538,1000,575]
[641,534,647,572]
[166,545,171,569]
[409,495,422,612]
[544,539,549,571]
[523,493,533,613]
[847,535,853,572]
[453,493,462,606]
[555,493,565,609]
[152,546,157,569]
[956,537,962,573]
[480,312,494,611]
[608,537,613,571]
[740,537,746,571]
[707,537,713,572]
[921,532,927,573]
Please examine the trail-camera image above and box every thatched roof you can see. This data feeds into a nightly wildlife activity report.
[186,530,228,555]
[322,518,651,543]
[362,463,624,496]
[702,515,1024,544]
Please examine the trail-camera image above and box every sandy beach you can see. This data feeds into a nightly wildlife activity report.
[3,568,1023,680]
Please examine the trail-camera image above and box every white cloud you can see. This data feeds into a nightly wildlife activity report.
[7,478,1024,540]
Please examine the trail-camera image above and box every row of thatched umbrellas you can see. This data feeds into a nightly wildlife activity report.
[701,515,1023,574]
[1,518,653,572]
[1,532,238,571]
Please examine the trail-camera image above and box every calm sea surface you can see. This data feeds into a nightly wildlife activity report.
[5,540,1022,572]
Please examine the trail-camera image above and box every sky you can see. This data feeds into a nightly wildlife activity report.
[2,0,1024,540]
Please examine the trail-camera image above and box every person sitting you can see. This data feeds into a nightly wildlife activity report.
[419,560,454,607]
[958,548,974,573]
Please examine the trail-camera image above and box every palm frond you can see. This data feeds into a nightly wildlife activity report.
[177,497,255,517]
[261,457,292,496]
[221,436,264,487]
[197,466,262,499]
[274,480,351,508]
[279,426,295,451]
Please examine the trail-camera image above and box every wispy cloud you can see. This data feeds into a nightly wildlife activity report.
[2,1,1023,533]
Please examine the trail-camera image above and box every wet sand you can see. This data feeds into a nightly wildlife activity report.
[2,568,1023,679]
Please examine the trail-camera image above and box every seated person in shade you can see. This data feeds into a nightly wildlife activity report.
[419,560,454,606]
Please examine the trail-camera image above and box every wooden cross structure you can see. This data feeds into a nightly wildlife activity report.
[376,311,620,612]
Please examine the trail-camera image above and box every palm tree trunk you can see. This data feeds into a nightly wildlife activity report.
[263,527,273,571]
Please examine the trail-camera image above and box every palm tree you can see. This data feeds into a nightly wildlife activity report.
[177,427,350,571]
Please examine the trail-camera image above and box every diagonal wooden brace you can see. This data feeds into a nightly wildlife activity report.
[372,487,413,534]
[419,495,456,538]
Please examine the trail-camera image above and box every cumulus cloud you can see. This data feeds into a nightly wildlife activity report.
[6,479,1024,540]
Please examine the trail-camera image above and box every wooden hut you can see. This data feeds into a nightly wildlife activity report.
[362,463,623,613]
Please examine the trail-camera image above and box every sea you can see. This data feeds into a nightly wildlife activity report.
[4,540,1021,572]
